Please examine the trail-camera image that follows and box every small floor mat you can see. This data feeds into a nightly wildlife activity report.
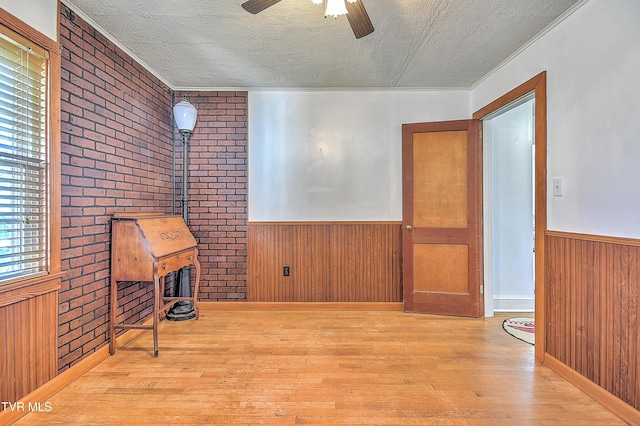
[502,317,534,345]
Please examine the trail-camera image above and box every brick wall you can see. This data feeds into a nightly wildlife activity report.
[58,5,248,371]
[59,5,174,371]
[174,91,248,301]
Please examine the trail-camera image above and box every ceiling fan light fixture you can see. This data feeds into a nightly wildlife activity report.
[325,0,348,18]
[244,0,373,38]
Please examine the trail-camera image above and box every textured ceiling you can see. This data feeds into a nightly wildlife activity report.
[62,0,582,89]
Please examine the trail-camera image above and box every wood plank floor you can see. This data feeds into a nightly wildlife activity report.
[16,309,625,425]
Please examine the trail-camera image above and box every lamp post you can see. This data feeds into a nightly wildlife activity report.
[167,97,198,321]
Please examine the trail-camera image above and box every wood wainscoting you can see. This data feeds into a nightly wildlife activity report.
[0,277,60,410]
[545,231,640,415]
[248,222,402,302]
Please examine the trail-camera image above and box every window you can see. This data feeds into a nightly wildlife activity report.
[0,13,59,289]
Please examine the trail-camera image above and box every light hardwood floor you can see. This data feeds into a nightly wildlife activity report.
[16,309,626,425]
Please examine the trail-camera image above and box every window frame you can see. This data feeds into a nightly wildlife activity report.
[0,9,62,305]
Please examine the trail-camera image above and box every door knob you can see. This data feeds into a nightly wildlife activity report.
[405,225,412,231]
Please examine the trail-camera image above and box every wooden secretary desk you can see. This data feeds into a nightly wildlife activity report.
[110,212,201,357]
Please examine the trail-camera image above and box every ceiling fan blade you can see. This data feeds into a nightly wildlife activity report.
[241,0,283,14]
[345,0,374,39]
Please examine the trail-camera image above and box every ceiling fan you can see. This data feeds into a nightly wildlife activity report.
[241,0,374,39]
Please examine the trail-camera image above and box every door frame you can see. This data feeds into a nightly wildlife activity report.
[473,71,547,361]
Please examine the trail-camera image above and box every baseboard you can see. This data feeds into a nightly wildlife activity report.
[492,295,534,312]
[543,353,640,425]
[199,301,404,311]
[0,319,152,425]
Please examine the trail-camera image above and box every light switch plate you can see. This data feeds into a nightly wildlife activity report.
[552,178,564,196]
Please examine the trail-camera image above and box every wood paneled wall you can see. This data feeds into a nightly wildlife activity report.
[546,231,640,410]
[0,288,58,407]
[248,223,402,302]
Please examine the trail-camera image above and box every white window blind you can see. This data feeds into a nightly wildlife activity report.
[0,26,49,283]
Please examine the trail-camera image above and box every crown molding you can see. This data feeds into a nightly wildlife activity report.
[471,0,589,89]
[61,0,175,90]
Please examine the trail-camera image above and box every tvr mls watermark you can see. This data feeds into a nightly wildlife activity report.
[1,401,52,412]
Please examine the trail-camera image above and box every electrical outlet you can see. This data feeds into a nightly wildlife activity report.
[283,266,290,277]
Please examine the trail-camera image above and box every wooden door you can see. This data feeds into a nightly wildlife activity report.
[402,120,483,317]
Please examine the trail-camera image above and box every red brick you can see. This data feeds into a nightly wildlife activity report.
[57,6,248,374]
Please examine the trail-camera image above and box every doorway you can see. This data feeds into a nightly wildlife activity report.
[482,95,536,317]
[401,73,547,358]
[473,71,547,361]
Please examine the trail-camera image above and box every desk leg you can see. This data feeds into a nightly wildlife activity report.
[193,249,201,320]
[153,270,160,358]
[109,278,117,355]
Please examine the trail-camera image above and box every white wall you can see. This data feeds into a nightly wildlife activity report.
[0,0,58,41]
[248,90,470,221]
[473,0,640,239]
[487,100,535,312]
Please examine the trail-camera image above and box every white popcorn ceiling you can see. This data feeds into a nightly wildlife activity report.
[62,0,582,89]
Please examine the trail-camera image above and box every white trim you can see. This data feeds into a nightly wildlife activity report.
[174,86,471,93]
[493,295,535,312]
[494,295,536,300]
[482,120,494,317]
[62,0,587,93]
[471,0,589,90]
